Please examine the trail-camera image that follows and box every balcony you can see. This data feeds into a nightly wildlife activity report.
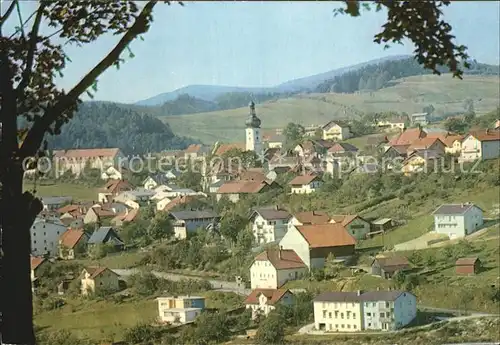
[462,148,479,153]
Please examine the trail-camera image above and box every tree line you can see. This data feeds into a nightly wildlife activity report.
[46,102,197,155]
[315,57,499,94]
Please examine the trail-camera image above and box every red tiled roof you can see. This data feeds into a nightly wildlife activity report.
[101,179,133,193]
[215,143,246,156]
[59,229,85,249]
[407,137,444,151]
[289,174,321,186]
[185,144,202,153]
[84,266,117,279]
[293,211,330,225]
[53,148,120,159]
[466,130,500,142]
[112,208,139,223]
[443,135,464,147]
[31,256,46,271]
[57,204,80,214]
[254,249,306,269]
[389,128,426,146]
[455,257,480,266]
[328,143,359,153]
[218,180,269,194]
[238,170,267,183]
[91,207,116,217]
[163,195,196,212]
[374,256,410,272]
[296,224,356,248]
[244,288,290,305]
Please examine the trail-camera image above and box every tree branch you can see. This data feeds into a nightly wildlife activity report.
[0,0,17,29]
[19,0,157,159]
[16,3,46,100]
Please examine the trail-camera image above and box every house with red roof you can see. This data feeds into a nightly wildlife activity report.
[216,180,280,203]
[59,228,89,260]
[406,137,446,156]
[81,266,120,296]
[250,248,307,289]
[279,223,356,269]
[249,207,291,245]
[289,173,323,194]
[244,288,294,319]
[53,148,125,178]
[388,127,426,146]
[31,256,48,292]
[459,129,500,162]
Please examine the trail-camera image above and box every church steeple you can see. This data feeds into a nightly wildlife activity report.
[245,101,261,128]
[245,101,262,154]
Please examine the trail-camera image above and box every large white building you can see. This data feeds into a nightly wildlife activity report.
[313,290,417,332]
[31,217,68,257]
[249,207,291,245]
[245,101,263,155]
[432,203,484,239]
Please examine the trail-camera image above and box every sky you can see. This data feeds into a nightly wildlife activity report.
[3,1,500,103]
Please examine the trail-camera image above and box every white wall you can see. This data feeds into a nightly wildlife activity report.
[314,301,363,332]
[250,261,277,289]
[279,226,311,268]
[434,214,466,239]
[31,219,67,257]
[246,127,262,153]
[460,136,481,162]
[291,181,322,194]
[251,214,288,245]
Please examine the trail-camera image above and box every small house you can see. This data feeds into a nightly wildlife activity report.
[244,288,294,319]
[157,296,206,324]
[371,256,410,279]
[322,120,352,141]
[31,256,48,292]
[81,266,120,296]
[459,130,500,162]
[455,257,481,276]
[371,218,395,232]
[40,196,73,211]
[88,226,125,251]
[289,174,323,194]
[432,203,483,239]
[59,228,89,260]
[168,210,220,239]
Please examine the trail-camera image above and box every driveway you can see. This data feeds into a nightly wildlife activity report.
[112,268,251,295]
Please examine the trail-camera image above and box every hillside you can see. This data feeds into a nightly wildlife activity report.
[133,55,411,106]
[48,102,196,155]
[161,74,500,143]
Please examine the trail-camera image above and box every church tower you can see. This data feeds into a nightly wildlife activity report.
[245,101,262,154]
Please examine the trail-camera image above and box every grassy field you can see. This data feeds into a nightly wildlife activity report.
[23,181,99,201]
[162,74,500,143]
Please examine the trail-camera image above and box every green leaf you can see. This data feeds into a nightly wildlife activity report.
[66,56,72,62]
[92,81,98,92]
[58,71,64,78]
[86,90,94,99]
[129,52,135,59]
[139,36,144,41]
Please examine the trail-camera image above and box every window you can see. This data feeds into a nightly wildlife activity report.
[335,324,338,328]
[328,312,332,319]
[323,310,327,318]
[368,323,372,327]
[347,324,351,329]
[353,313,356,319]
[33,233,36,237]
[380,312,385,318]
[386,302,390,308]
[341,324,344,328]
[341,313,344,319]
[367,312,371,317]
[354,325,357,329]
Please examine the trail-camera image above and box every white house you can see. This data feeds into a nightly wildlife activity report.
[53,148,126,178]
[168,210,220,239]
[362,290,417,331]
[250,248,307,289]
[288,174,323,194]
[156,296,205,324]
[244,288,294,319]
[376,116,408,131]
[279,224,356,269]
[249,207,291,245]
[31,217,67,257]
[459,130,500,162]
[313,290,417,332]
[322,121,352,141]
[432,203,484,239]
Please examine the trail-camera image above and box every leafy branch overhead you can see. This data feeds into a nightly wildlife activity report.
[337,0,470,78]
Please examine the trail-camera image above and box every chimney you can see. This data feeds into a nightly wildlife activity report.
[357,290,362,296]
[279,246,283,260]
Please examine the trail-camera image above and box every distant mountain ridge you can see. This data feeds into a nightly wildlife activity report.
[134,55,411,106]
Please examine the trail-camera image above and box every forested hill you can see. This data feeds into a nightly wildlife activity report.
[48,102,196,155]
[315,58,499,93]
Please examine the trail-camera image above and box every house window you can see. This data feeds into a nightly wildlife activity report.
[367,312,371,317]
[380,312,385,318]
[328,312,332,319]
[33,233,36,237]
[341,324,344,328]
[347,324,351,329]
[385,302,390,308]
[353,313,356,319]
[323,310,327,318]
[341,313,344,319]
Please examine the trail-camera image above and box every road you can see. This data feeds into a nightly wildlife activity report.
[112,268,251,295]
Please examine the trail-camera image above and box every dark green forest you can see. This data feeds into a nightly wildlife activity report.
[47,102,196,155]
[315,58,499,93]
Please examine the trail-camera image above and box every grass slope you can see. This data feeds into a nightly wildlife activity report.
[23,182,99,201]
[162,74,500,143]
